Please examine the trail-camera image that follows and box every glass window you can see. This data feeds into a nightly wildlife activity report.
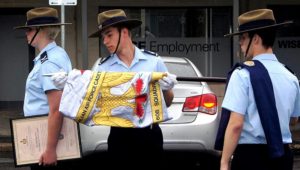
[269,5,300,37]
[268,5,300,77]
[147,9,185,37]
[99,7,232,77]
[212,8,232,37]
[164,62,198,77]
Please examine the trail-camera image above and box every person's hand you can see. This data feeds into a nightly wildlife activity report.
[39,149,57,166]
[49,71,68,89]
[220,160,230,170]
[158,73,178,90]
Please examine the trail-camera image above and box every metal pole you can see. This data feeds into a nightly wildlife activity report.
[81,0,88,69]
[233,0,240,63]
[205,8,208,76]
[61,4,65,49]
[209,8,213,77]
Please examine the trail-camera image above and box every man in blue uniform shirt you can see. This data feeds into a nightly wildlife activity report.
[89,9,176,169]
[217,9,300,170]
[14,7,72,169]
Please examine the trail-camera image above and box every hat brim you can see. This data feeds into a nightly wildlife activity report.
[224,20,293,37]
[14,23,72,30]
[89,19,142,38]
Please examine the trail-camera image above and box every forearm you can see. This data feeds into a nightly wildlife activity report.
[221,124,242,163]
[221,112,244,167]
[46,90,64,151]
[46,111,63,151]
[290,117,299,126]
[163,89,174,107]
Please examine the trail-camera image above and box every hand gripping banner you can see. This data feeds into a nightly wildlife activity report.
[59,69,172,128]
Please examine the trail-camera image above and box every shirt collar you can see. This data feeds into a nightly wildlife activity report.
[106,46,148,66]
[253,53,278,62]
[33,42,57,63]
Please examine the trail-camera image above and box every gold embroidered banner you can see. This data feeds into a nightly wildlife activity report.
[60,70,172,128]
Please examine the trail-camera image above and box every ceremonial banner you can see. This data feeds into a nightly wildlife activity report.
[10,116,81,166]
[59,70,172,127]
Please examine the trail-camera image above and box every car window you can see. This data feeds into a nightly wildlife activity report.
[164,62,198,77]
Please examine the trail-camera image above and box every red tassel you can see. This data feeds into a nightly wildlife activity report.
[135,94,147,118]
[134,77,147,118]
[135,78,143,94]
[80,70,85,74]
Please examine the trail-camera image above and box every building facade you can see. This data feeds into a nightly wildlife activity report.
[0,0,300,107]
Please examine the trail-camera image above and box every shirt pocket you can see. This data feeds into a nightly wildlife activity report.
[26,69,41,91]
[28,71,39,80]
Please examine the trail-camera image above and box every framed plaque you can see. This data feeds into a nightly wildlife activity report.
[10,115,81,166]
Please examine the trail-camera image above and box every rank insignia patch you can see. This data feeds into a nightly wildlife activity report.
[40,51,48,64]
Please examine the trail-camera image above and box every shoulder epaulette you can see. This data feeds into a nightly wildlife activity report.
[98,55,111,65]
[284,64,296,76]
[283,64,299,85]
[236,66,242,70]
[234,61,255,70]
[40,51,48,64]
[141,49,158,57]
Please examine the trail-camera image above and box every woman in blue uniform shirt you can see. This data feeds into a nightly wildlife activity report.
[14,7,72,169]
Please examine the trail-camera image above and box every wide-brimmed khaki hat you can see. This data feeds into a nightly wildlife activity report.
[89,9,142,38]
[224,9,293,37]
[14,7,71,29]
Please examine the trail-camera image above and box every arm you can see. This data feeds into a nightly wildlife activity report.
[290,117,299,132]
[156,57,175,107]
[220,111,244,170]
[158,73,176,107]
[39,90,63,166]
[163,89,174,107]
[290,117,299,126]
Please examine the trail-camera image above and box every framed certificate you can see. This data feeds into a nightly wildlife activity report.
[10,115,82,166]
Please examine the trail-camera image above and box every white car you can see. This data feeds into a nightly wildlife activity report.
[79,56,220,156]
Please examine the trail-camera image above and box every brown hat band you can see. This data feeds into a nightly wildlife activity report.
[27,16,59,26]
[239,19,275,32]
[99,16,127,29]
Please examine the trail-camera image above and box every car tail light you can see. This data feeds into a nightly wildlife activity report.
[182,93,217,115]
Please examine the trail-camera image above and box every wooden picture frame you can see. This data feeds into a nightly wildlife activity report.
[10,115,81,166]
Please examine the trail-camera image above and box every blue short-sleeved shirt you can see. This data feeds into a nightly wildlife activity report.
[222,53,300,144]
[96,46,168,73]
[24,42,72,116]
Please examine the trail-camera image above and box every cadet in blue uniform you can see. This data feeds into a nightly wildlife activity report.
[14,7,72,169]
[89,9,176,169]
[217,9,300,170]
